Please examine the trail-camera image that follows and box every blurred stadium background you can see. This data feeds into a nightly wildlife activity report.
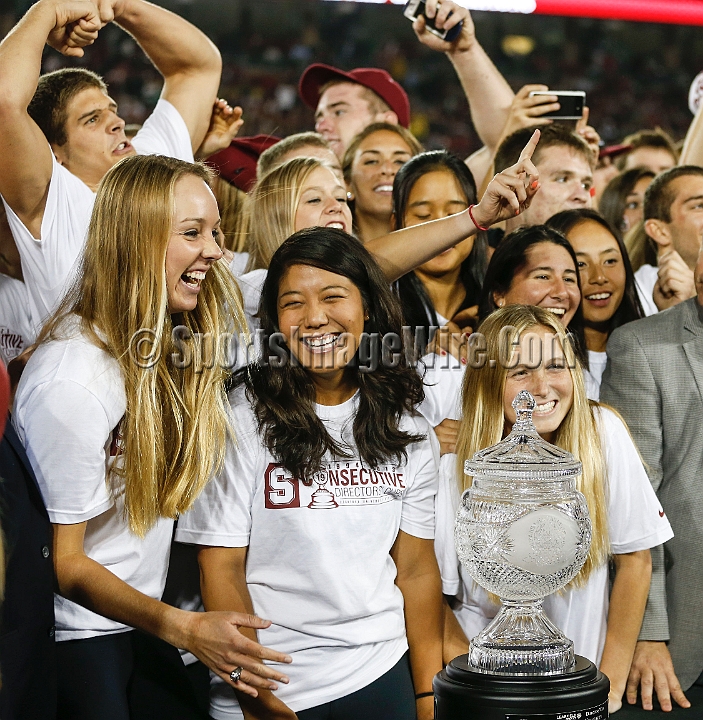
[3,0,703,154]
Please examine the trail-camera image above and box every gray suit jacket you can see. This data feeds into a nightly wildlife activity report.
[600,297,703,691]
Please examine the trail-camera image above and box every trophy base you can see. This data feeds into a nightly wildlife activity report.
[468,600,575,675]
[308,488,338,509]
[434,655,609,720]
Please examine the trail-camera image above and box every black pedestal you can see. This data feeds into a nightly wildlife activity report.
[434,655,610,720]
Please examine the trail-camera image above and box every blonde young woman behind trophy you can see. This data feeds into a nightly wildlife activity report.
[436,305,672,714]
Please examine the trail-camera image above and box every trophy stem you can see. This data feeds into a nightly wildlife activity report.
[468,598,575,675]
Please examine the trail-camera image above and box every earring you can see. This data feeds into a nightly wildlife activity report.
[497,299,505,307]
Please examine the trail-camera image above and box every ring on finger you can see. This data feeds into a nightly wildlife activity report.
[230,666,244,684]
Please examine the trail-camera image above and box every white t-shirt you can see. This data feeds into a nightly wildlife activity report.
[584,350,607,401]
[2,100,193,329]
[176,388,439,716]
[228,251,250,278]
[418,352,465,425]
[435,311,450,327]
[435,406,674,665]
[12,324,174,640]
[0,273,35,366]
[234,267,266,334]
[635,264,658,317]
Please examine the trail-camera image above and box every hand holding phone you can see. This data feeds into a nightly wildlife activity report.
[404,0,463,43]
[528,90,585,120]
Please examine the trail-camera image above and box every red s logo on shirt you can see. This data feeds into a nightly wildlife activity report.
[264,463,300,509]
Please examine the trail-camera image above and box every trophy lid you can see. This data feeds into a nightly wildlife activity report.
[464,391,582,479]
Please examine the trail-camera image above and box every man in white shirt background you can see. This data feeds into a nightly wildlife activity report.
[636,165,703,313]
[0,0,225,328]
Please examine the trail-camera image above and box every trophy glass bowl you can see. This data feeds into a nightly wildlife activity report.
[455,390,592,676]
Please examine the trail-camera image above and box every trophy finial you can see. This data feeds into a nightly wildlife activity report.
[512,390,536,432]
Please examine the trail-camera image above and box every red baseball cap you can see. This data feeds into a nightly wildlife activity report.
[598,143,632,161]
[207,134,281,192]
[299,63,411,128]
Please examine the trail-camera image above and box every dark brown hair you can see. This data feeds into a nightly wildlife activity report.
[546,209,644,335]
[644,165,703,223]
[599,167,655,238]
[494,124,594,174]
[28,68,108,147]
[236,226,425,481]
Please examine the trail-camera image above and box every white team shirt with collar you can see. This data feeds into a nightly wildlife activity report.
[176,387,439,717]
[2,100,193,330]
[435,406,674,666]
[12,321,174,640]
[0,273,35,366]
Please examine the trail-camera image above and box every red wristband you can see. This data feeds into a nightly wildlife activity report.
[468,204,489,232]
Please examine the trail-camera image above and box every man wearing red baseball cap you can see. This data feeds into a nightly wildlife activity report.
[299,0,515,164]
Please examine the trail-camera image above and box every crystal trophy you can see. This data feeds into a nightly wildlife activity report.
[456,390,591,674]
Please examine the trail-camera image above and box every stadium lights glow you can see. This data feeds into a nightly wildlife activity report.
[324,0,703,26]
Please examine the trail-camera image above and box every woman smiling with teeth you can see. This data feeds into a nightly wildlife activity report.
[342,122,423,243]
[547,209,644,399]
[438,305,672,716]
[13,155,291,719]
[178,228,444,720]
[479,225,588,365]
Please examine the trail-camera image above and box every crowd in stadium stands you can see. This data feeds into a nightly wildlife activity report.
[1,1,703,719]
[9,1,703,155]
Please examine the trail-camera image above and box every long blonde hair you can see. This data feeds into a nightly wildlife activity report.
[455,305,609,584]
[212,175,249,253]
[246,156,327,271]
[38,155,246,536]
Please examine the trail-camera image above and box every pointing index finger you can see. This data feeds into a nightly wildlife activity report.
[518,129,541,163]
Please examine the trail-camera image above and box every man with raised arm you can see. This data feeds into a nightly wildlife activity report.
[0,0,223,329]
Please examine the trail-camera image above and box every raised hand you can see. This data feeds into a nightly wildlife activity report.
[653,249,696,310]
[46,0,102,57]
[473,129,541,227]
[412,0,475,54]
[497,85,558,143]
[87,0,128,25]
[195,99,245,160]
[576,106,601,164]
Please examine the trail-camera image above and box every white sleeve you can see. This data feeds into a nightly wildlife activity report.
[236,269,266,319]
[175,403,258,547]
[598,407,674,553]
[2,156,94,325]
[19,379,114,523]
[418,353,465,425]
[132,99,194,162]
[434,453,462,596]
[398,418,439,541]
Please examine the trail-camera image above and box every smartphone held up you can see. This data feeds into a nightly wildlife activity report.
[404,0,463,42]
[528,90,586,120]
